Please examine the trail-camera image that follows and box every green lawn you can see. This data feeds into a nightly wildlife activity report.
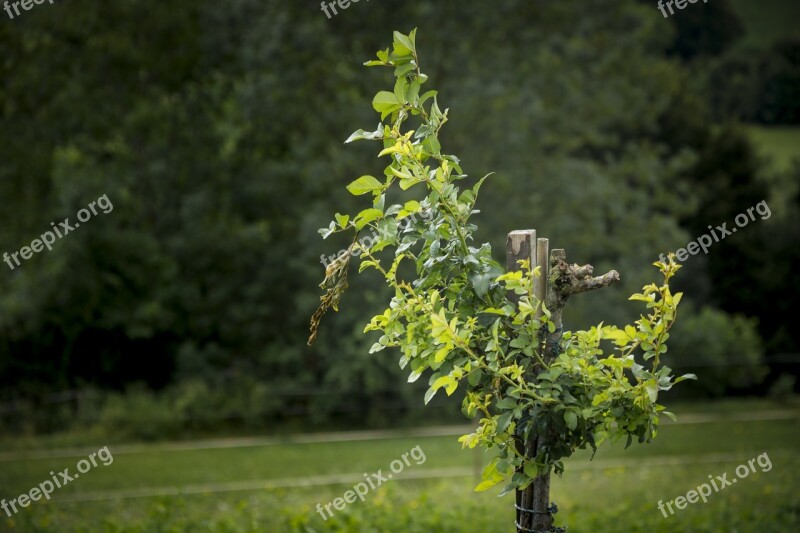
[0,399,798,532]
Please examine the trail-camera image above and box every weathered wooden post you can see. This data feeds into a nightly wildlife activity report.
[507,231,620,533]
[506,230,537,531]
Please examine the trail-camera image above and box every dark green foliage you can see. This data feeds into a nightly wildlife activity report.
[758,39,800,124]
[708,39,800,124]
[0,0,793,435]
[667,306,766,396]
[663,0,744,60]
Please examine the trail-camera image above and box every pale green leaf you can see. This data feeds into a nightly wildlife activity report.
[372,91,401,113]
[354,208,384,230]
[346,175,383,196]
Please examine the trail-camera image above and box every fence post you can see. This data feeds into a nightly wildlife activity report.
[506,230,536,532]
[528,237,552,532]
[507,233,621,533]
[507,233,554,533]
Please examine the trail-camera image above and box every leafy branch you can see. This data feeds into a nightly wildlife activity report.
[308,29,696,496]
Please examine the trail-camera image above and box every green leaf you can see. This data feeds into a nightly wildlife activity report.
[407,370,423,383]
[604,327,630,347]
[354,208,384,230]
[474,478,503,492]
[345,129,369,143]
[496,411,513,432]
[434,345,450,363]
[394,63,415,77]
[564,411,578,431]
[471,172,493,198]
[389,165,414,181]
[467,368,483,387]
[398,177,423,190]
[358,260,378,273]
[496,397,518,410]
[423,386,437,405]
[397,200,421,219]
[644,381,659,403]
[469,272,492,298]
[394,77,409,103]
[509,337,529,349]
[474,458,505,492]
[372,91,402,116]
[422,135,441,158]
[345,128,382,143]
[369,342,384,354]
[523,462,540,479]
[431,375,457,395]
[592,392,608,407]
[346,175,383,196]
[317,222,335,239]
[378,143,403,157]
[674,373,698,383]
[393,31,415,56]
[408,28,417,49]
[498,482,517,497]
[334,213,349,228]
[419,90,437,105]
[407,79,421,104]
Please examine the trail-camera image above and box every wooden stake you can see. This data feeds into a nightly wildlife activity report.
[528,237,551,532]
[506,235,621,533]
[506,230,536,530]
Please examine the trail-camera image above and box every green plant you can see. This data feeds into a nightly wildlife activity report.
[309,27,695,512]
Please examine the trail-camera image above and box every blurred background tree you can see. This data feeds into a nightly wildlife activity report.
[0,0,797,440]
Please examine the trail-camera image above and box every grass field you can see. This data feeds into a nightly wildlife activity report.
[0,399,798,532]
